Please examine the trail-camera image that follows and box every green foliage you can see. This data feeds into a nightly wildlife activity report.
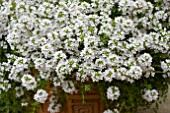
[80,0,91,3]
[110,3,122,19]
[100,33,110,47]
[95,76,170,113]
[0,39,40,113]
[80,83,93,104]
[93,49,170,112]
[0,89,24,113]
[0,83,40,113]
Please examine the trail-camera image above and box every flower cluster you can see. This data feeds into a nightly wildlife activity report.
[103,109,119,113]
[107,86,120,101]
[21,74,37,90]
[48,95,61,113]
[143,89,159,102]
[0,0,170,112]
[34,89,48,103]
[161,59,170,78]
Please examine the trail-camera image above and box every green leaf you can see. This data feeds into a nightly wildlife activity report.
[84,84,92,92]
[0,0,2,4]
[10,1,16,11]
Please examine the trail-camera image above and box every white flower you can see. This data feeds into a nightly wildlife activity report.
[161,59,170,73]
[49,95,58,103]
[113,109,119,113]
[64,38,79,53]
[34,58,46,70]
[95,58,106,69]
[45,60,55,70]
[126,66,143,80]
[15,86,24,97]
[116,67,128,81]
[53,77,61,87]
[41,43,54,58]
[34,89,48,103]
[61,26,74,38]
[21,102,28,106]
[13,57,28,69]
[103,109,113,113]
[137,53,152,66]
[143,89,159,102]
[107,86,120,101]
[143,66,155,78]
[48,103,61,113]
[82,61,95,70]
[21,74,37,90]
[54,8,68,22]
[103,68,115,82]
[62,81,77,94]
[107,54,122,66]
[76,68,88,82]
[80,47,96,60]
[39,71,51,80]
[31,52,43,60]
[55,61,68,76]
[104,109,119,113]
[66,58,78,70]
[0,80,11,92]
[84,35,99,48]
[91,71,103,82]
[101,49,111,58]
[115,16,134,33]
[124,58,137,67]
[162,72,170,78]
[53,51,67,62]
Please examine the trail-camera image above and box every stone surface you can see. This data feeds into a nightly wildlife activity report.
[137,86,170,113]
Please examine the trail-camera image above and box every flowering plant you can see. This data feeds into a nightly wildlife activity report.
[0,0,170,113]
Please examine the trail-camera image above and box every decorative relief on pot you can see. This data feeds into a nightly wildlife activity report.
[67,93,104,113]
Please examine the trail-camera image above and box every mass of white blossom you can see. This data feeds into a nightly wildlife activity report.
[21,102,29,107]
[45,87,61,113]
[15,86,24,97]
[143,89,159,102]
[103,109,113,113]
[34,89,48,103]
[21,74,37,90]
[0,0,170,112]
[161,59,170,78]
[107,86,120,101]
[103,109,119,113]
[61,80,77,94]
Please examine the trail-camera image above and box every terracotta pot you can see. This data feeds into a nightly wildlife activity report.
[38,85,104,113]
